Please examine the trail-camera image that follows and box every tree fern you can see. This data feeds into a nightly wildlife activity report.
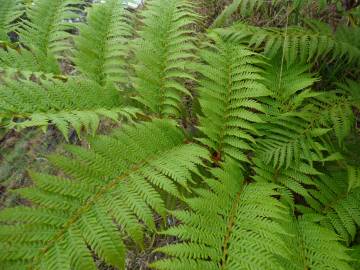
[216,22,360,65]
[151,160,290,270]
[133,0,199,117]
[0,120,208,270]
[0,78,138,138]
[196,34,269,164]
[17,0,83,74]
[73,0,133,87]
[0,0,23,42]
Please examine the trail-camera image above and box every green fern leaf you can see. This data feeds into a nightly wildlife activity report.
[252,157,321,199]
[211,0,274,28]
[217,22,360,66]
[350,244,360,269]
[18,0,83,74]
[73,0,133,86]
[196,34,270,164]
[0,46,58,77]
[0,0,23,41]
[151,160,289,270]
[280,214,353,270]
[133,0,199,117]
[0,120,209,269]
[0,78,138,138]
[306,169,360,244]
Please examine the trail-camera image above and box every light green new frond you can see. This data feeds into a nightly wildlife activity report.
[0,78,138,138]
[133,0,199,117]
[280,214,353,270]
[196,35,269,164]
[0,120,209,270]
[151,160,289,270]
[217,22,360,65]
[0,0,23,41]
[18,0,83,74]
[74,0,133,86]
[306,169,360,244]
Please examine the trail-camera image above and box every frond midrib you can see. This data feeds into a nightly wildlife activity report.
[219,187,243,269]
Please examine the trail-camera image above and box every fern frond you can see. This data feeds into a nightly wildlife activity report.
[306,169,360,244]
[252,157,321,199]
[262,59,319,110]
[211,0,274,28]
[280,214,353,270]
[350,244,360,269]
[0,78,138,138]
[0,0,23,41]
[0,120,208,270]
[73,0,133,86]
[310,88,356,146]
[0,46,57,77]
[151,160,289,270]
[133,0,199,117]
[196,35,269,164]
[254,60,341,168]
[18,0,83,74]
[336,79,360,110]
[255,111,338,168]
[217,22,360,65]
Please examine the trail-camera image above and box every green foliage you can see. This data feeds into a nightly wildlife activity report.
[17,0,82,74]
[211,0,278,28]
[350,244,360,269]
[0,120,208,270]
[151,160,289,270]
[0,46,59,78]
[305,169,360,244]
[217,22,360,66]
[252,157,321,199]
[152,161,352,270]
[0,0,360,269]
[280,214,353,270]
[73,0,133,86]
[0,78,138,138]
[196,35,269,163]
[0,0,23,41]
[133,0,199,117]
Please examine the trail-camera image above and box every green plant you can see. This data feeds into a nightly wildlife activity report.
[0,0,359,269]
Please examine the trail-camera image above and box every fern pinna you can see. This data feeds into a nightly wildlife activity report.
[0,0,360,269]
[73,0,133,87]
[0,78,138,138]
[152,161,352,270]
[196,35,269,164]
[0,120,208,269]
[133,0,199,117]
